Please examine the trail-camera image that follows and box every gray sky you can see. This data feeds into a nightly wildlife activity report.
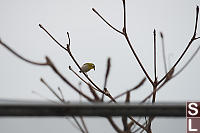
[0,0,199,133]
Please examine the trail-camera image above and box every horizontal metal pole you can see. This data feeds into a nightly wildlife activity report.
[0,101,186,117]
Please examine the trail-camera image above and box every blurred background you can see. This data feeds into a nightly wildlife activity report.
[0,0,199,132]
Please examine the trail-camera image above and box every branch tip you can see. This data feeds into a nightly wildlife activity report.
[92,8,96,12]
[45,56,51,65]
[40,78,44,82]
[69,66,72,70]
[39,24,43,28]
[160,32,163,38]
[153,29,156,34]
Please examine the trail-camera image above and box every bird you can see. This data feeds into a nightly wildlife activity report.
[79,63,95,73]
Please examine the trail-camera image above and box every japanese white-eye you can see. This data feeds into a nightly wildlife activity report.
[79,63,95,73]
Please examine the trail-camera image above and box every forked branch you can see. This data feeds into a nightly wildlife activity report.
[0,40,93,102]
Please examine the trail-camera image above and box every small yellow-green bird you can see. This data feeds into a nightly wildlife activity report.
[79,63,95,73]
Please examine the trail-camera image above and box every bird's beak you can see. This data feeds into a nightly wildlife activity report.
[93,67,95,71]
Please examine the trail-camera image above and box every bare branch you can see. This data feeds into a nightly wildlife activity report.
[92,8,123,34]
[101,58,111,101]
[46,58,94,102]
[122,0,126,33]
[66,117,82,132]
[77,82,89,133]
[72,117,86,133]
[194,6,199,36]
[122,116,128,131]
[0,40,93,102]
[145,43,200,102]
[0,40,47,66]
[104,58,111,89]
[58,87,65,102]
[88,84,100,101]
[153,29,157,81]
[32,91,58,104]
[173,45,200,78]
[91,0,154,86]
[67,47,105,94]
[80,117,89,133]
[158,5,200,85]
[39,24,68,51]
[107,117,123,133]
[120,0,154,85]
[40,78,64,102]
[128,116,150,133]
[142,65,176,103]
[121,90,129,131]
[160,32,168,73]
[67,32,71,46]
[108,78,146,102]
[69,66,98,91]
[39,25,112,98]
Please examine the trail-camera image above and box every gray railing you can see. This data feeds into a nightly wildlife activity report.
[0,101,186,117]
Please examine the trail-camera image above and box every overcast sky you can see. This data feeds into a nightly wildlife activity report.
[0,0,200,133]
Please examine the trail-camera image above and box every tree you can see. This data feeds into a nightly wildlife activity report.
[0,0,200,133]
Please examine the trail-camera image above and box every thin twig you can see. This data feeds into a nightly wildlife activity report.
[92,8,123,35]
[131,117,143,132]
[122,116,128,131]
[47,58,94,102]
[107,117,123,133]
[77,82,89,133]
[1,29,87,133]
[32,91,58,104]
[160,32,168,73]
[153,29,157,81]
[0,40,47,66]
[72,117,86,133]
[80,117,89,133]
[152,29,157,105]
[121,0,154,86]
[128,116,150,133]
[101,58,111,101]
[67,32,71,46]
[78,82,82,102]
[0,40,93,102]
[141,80,167,103]
[121,90,130,131]
[158,6,200,85]
[68,46,116,102]
[108,78,146,103]
[69,66,99,92]
[152,85,157,103]
[104,58,111,91]
[93,1,154,85]
[173,45,200,78]
[65,117,82,131]
[132,122,147,133]
[58,87,65,102]
[142,44,200,102]
[67,45,105,94]
[39,24,68,51]
[39,25,113,98]
[122,0,126,33]
[88,84,100,101]
[40,78,64,102]
[37,79,85,133]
